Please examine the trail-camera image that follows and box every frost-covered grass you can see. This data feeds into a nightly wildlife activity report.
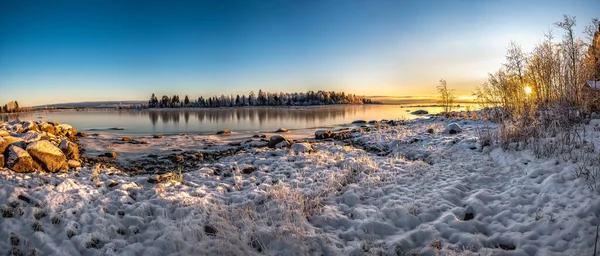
[1,117,600,255]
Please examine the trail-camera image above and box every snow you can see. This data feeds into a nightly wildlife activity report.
[0,117,599,255]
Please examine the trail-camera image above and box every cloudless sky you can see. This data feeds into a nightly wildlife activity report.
[0,0,598,106]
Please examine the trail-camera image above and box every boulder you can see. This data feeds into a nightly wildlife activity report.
[27,141,67,172]
[352,120,367,124]
[153,135,163,139]
[275,127,289,133]
[0,137,5,154]
[56,124,77,137]
[291,143,314,153]
[0,130,9,137]
[38,122,56,135]
[275,140,290,148]
[315,130,332,139]
[6,146,34,173]
[67,160,81,168]
[76,132,88,137]
[59,140,80,161]
[18,130,43,143]
[105,152,117,158]
[216,130,232,135]
[122,137,132,142]
[0,154,3,168]
[411,110,429,115]
[268,135,288,148]
[22,121,40,133]
[0,136,25,153]
[444,123,462,135]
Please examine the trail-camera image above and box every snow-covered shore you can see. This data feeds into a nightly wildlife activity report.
[1,117,599,255]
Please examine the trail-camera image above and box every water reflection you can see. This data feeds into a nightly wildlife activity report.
[0,105,477,135]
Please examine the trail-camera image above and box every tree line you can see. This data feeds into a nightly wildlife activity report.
[147,90,376,108]
[0,101,19,113]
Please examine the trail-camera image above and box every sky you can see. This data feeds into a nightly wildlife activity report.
[0,0,599,106]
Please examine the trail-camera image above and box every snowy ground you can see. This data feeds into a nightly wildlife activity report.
[1,118,599,255]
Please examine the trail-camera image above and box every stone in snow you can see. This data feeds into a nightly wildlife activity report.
[411,110,429,115]
[315,130,332,139]
[276,127,289,133]
[291,143,313,153]
[6,145,34,173]
[68,160,81,168]
[27,140,67,172]
[268,135,288,148]
[216,130,232,135]
[275,140,290,149]
[444,123,462,134]
[59,140,80,161]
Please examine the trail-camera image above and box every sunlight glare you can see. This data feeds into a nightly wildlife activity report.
[524,86,532,95]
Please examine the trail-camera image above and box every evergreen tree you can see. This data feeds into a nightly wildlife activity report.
[184,95,190,106]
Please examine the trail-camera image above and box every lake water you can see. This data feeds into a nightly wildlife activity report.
[1,104,477,135]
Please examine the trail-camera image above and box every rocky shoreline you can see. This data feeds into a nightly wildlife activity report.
[0,120,84,173]
[0,119,442,177]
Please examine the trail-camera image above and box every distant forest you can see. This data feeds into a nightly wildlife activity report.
[0,101,19,113]
[147,90,377,108]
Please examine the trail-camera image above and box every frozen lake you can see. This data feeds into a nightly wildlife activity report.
[1,104,476,135]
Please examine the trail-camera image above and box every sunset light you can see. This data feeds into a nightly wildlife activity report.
[1,1,599,255]
[524,86,533,95]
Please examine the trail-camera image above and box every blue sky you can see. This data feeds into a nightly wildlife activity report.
[0,0,598,106]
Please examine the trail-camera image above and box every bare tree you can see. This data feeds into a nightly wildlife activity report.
[437,79,455,115]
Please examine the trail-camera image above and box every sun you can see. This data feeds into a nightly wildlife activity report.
[524,86,532,95]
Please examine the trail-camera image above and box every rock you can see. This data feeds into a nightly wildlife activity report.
[216,130,232,135]
[122,137,132,142]
[27,141,67,172]
[0,154,3,168]
[0,136,26,153]
[275,140,290,149]
[368,120,378,124]
[291,143,313,153]
[67,160,81,168]
[0,130,8,137]
[352,120,367,124]
[109,127,124,130]
[104,152,117,158]
[268,135,288,148]
[38,123,56,135]
[152,135,163,139]
[241,166,256,174]
[59,140,80,161]
[444,123,462,135]
[0,137,6,154]
[76,132,88,137]
[275,127,289,133]
[315,130,333,139]
[252,134,260,138]
[55,124,71,134]
[22,121,40,133]
[6,146,34,173]
[426,128,435,134]
[411,110,429,115]
[18,130,42,143]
